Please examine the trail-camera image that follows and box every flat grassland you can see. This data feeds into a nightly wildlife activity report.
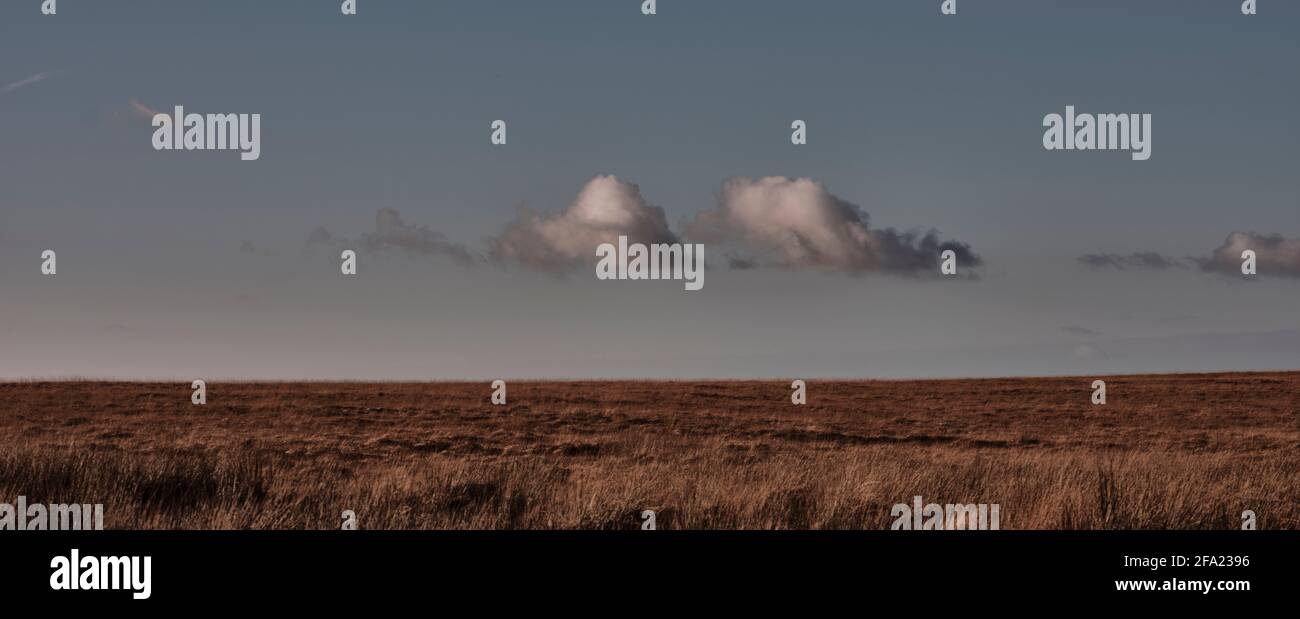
[1,373,1296,529]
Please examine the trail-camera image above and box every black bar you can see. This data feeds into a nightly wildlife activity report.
[1,531,1287,608]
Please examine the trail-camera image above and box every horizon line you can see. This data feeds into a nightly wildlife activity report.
[4,368,1297,384]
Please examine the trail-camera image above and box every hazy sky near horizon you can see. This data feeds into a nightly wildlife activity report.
[1,0,1297,379]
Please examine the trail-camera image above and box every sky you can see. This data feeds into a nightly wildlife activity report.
[1,0,1297,380]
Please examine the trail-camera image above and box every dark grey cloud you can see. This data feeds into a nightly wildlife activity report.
[683,177,980,276]
[239,240,276,257]
[307,208,480,266]
[1077,252,1189,270]
[488,175,677,272]
[727,254,758,270]
[1198,232,1300,278]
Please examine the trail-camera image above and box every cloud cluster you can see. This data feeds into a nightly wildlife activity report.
[1199,231,1300,278]
[1077,252,1189,270]
[309,176,979,278]
[308,208,479,266]
[684,177,980,275]
[488,175,677,271]
[293,178,1300,286]
[1079,232,1300,278]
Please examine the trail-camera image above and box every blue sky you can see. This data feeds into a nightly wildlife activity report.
[1,0,1296,379]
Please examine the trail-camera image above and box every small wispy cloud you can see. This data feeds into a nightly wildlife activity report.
[128,99,160,121]
[239,240,277,257]
[1061,325,1102,336]
[1077,251,1190,270]
[2,72,53,95]
[308,208,481,266]
[1198,231,1300,278]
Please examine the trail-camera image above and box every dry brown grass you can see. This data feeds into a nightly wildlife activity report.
[0,373,1296,529]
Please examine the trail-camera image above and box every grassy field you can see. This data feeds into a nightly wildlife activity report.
[0,372,1296,529]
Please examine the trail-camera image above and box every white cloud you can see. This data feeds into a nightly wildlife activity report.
[489,175,677,271]
[685,176,980,275]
